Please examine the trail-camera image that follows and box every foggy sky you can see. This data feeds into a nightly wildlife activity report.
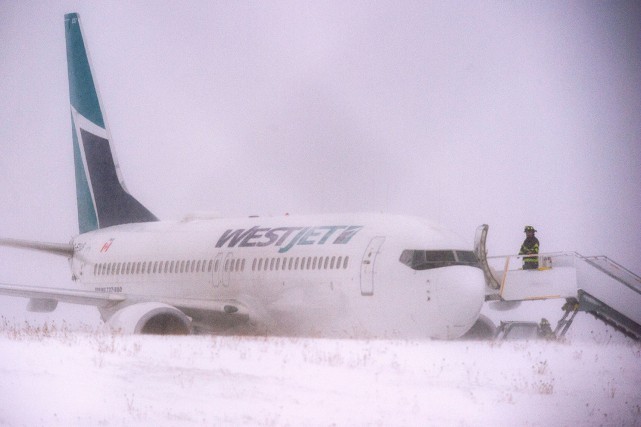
[1,0,640,292]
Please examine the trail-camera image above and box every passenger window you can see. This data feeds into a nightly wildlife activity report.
[330,256,335,269]
[343,257,349,269]
[288,258,294,270]
[275,258,280,270]
[294,257,299,270]
[324,257,329,269]
[208,259,213,272]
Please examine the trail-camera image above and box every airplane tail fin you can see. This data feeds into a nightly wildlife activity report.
[64,13,158,234]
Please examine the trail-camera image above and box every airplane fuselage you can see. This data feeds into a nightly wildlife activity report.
[72,213,485,339]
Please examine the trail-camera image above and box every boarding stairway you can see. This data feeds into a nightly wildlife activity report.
[475,225,641,340]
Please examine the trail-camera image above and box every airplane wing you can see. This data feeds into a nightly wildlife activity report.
[0,282,249,326]
[0,237,249,332]
[0,283,123,308]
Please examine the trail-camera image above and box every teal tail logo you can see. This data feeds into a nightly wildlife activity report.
[65,13,157,234]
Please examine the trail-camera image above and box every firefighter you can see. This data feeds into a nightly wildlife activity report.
[519,225,539,269]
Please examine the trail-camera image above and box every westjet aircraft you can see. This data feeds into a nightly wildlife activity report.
[0,13,486,339]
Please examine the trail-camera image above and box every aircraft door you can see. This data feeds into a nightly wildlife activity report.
[213,253,223,287]
[360,236,385,296]
[222,252,232,287]
[474,224,500,289]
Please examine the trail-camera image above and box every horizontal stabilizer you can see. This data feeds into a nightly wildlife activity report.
[0,238,74,257]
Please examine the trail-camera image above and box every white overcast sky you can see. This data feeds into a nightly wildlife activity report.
[1,1,640,282]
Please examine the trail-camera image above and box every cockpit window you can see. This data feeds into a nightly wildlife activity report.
[399,250,479,270]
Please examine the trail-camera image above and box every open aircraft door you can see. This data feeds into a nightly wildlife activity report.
[360,237,385,296]
[474,224,500,290]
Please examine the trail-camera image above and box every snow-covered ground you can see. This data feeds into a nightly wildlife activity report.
[1,317,639,426]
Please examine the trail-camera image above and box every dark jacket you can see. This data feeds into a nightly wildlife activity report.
[519,236,539,269]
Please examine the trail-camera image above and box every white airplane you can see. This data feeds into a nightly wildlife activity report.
[0,13,486,339]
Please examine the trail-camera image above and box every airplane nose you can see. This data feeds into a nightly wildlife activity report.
[434,266,486,338]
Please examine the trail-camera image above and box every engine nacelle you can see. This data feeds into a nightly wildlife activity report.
[107,302,192,335]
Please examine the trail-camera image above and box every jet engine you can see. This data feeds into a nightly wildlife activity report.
[107,302,192,335]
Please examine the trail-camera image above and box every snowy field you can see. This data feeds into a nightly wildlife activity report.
[1,318,640,426]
